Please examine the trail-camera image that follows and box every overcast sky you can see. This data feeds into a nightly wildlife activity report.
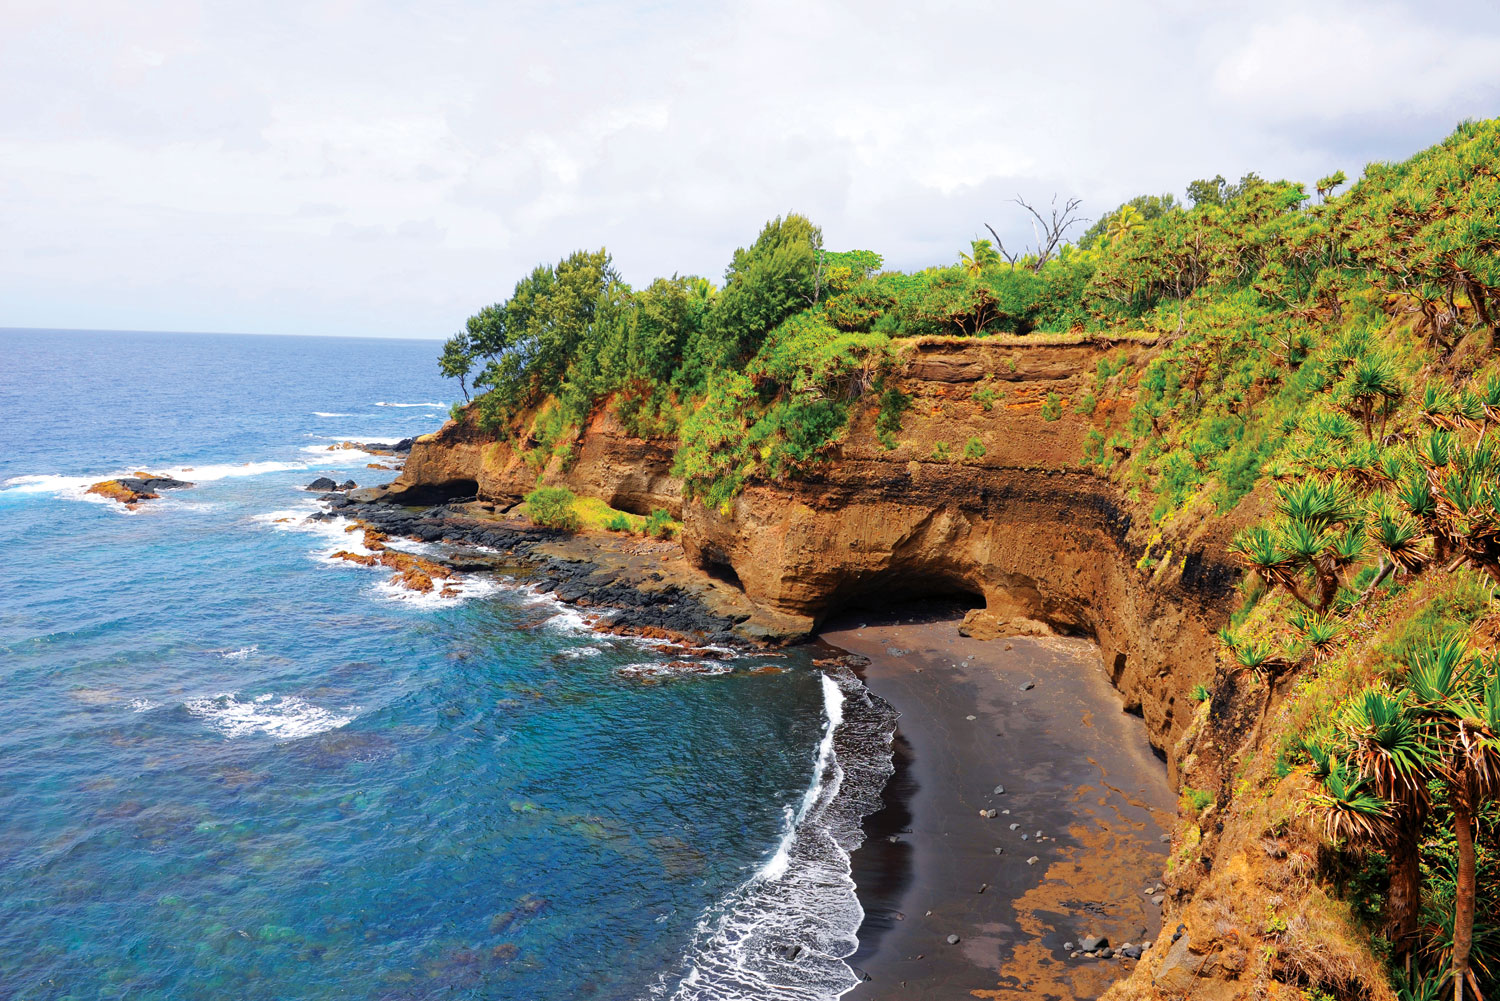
[3,0,1498,339]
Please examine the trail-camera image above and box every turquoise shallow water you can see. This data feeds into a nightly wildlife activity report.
[0,329,876,1001]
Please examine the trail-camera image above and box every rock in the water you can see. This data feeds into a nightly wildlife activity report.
[339,479,357,490]
[86,472,194,508]
[946,934,960,945]
[305,476,338,492]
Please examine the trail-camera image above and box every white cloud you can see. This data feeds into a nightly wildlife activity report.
[1,0,1497,337]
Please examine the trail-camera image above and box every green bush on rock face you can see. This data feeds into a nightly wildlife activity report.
[524,487,579,532]
[644,508,674,539]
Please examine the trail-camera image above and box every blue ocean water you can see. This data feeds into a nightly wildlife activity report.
[0,329,884,1001]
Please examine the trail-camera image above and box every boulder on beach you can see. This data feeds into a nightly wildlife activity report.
[86,472,194,509]
[305,476,338,492]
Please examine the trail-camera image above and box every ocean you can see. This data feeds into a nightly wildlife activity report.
[0,328,893,1001]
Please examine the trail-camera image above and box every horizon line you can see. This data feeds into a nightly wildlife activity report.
[0,324,446,342]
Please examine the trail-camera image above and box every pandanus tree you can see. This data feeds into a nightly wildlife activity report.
[1335,687,1433,948]
[1338,353,1405,440]
[1401,643,1500,1001]
[1229,477,1363,612]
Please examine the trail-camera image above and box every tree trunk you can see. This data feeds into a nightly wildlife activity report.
[1384,834,1423,951]
[1454,797,1476,1001]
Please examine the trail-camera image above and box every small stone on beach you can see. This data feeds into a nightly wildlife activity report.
[993,784,1005,795]
[1021,681,1035,691]
[946,934,960,945]
[1026,856,1039,865]
[966,714,976,720]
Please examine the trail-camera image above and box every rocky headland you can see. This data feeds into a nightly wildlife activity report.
[336,334,1388,1000]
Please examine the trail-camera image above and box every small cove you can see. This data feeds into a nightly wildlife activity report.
[821,602,1175,1000]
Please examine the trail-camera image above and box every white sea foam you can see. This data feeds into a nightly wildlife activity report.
[544,607,594,633]
[1,449,379,505]
[559,645,604,659]
[184,692,357,741]
[128,698,157,713]
[648,668,897,1001]
[372,574,501,606]
[220,645,258,660]
[374,401,447,408]
[312,412,354,417]
[251,508,498,606]
[616,661,735,681]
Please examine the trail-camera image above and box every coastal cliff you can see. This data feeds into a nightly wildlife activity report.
[375,336,1378,999]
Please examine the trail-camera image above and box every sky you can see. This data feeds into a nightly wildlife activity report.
[3,0,1499,340]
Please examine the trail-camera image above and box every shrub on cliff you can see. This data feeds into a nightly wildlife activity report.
[524,487,580,532]
[644,508,674,539]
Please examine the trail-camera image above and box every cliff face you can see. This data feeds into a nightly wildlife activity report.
[385,337,1385,1000]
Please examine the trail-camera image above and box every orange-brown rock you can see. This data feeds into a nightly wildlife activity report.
[329,538,453,596]
[384,406,680,514]
[87,480,159,508]
[85,472,193,509]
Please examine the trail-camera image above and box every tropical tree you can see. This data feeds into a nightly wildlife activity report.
[1404,644,1500,1001]
[959,238,1002,277]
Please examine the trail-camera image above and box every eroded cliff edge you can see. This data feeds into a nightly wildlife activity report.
[373,336,1383,1000]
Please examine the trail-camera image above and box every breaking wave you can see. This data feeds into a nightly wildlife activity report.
[648,666,897,1001]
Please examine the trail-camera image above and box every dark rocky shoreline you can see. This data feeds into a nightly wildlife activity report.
[330,494,751,646]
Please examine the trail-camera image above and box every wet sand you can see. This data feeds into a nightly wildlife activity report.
[822,603,1175,1000]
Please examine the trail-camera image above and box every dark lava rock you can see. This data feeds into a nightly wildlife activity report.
[339,479,357,490]
[119,475,192,493]
[305,476,338,492]
[1079,935,1107,952]
[1121,944,1143,959]
[1098,947,1114,959]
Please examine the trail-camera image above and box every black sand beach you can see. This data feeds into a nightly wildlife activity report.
[823,604,1175,999]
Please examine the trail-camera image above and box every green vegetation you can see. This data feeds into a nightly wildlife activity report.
[523,486,580,531]
[438,117,1500,1001]
[1041,391,1063,422]
[644,508,675,539]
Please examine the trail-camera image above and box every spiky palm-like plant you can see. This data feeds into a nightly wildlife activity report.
[1404,643,1500,1001]
[1340,687,1434,947]
[1312,757,1391,844]
[1341,354,1405,440]
[1369,501,1430,574]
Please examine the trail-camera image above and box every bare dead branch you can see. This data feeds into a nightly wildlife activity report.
[983,223,1020,270]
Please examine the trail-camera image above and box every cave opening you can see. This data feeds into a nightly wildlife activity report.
[818,568,985,626]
